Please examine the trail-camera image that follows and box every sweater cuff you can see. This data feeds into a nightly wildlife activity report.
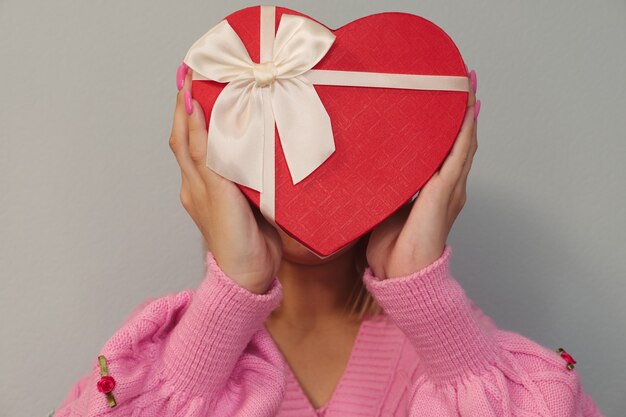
[363,245,498,385]
[161,251,282,398]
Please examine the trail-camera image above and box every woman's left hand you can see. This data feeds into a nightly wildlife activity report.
[366,78,479,280]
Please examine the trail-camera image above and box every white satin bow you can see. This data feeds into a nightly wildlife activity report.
[183,14,337,192]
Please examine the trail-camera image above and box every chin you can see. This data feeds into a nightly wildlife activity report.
[277,227,358,265]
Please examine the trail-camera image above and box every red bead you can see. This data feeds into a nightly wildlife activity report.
[97,375,116,393]
[559,351,577,365]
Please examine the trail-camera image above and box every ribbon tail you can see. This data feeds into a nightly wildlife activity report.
[271,77,335,185]
[206,78,265,191]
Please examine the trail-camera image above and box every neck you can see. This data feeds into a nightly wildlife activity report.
[268,245,363,331]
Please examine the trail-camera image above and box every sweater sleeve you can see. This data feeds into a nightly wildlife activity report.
[53,251,287,417]
[362,245,604,417]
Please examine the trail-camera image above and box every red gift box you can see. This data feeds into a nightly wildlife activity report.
[183,4,470,257]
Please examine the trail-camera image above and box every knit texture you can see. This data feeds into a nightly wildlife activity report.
[53,245,604,416]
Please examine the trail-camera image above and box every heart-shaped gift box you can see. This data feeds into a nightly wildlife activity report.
[183,4,470,257]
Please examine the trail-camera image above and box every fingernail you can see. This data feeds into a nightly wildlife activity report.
[184,90,193,115]
[176,65,184,91]
[474,99,481,120]
[469,69,477,93]
[176,62,189,91]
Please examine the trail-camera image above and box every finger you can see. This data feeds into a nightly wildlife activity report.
[452,116,478,203]
[186,92,230,189]
[458,113,479,186]
[467,88,476,108]
[438,104,475,185]
[169,67,204,190]
[435,68,475,178]
[467,90,476,107]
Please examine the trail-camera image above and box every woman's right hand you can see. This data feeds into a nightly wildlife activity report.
[169,63,283,294]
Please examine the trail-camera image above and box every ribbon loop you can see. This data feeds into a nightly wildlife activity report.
[184,19,255,83]
[272,14,336,78]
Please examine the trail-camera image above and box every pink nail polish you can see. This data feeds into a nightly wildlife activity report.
[474,99,481,120]
[184,90,193,115]
[176,62,189,90]
[469,70,477,93]
[176,64,185,91]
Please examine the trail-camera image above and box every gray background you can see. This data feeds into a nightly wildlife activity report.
[1,0,624,415]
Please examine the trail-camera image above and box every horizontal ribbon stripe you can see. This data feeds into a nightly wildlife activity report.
[305,69,470,91]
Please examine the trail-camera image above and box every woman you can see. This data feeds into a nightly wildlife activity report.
[52,64,603,416]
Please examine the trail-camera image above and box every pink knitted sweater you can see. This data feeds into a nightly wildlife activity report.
[53,245,603,416]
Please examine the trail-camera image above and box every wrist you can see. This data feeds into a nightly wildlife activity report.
[383,244,445,279]
[242,278,275,295]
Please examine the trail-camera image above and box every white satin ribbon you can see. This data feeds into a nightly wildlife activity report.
[183,5,470,223]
